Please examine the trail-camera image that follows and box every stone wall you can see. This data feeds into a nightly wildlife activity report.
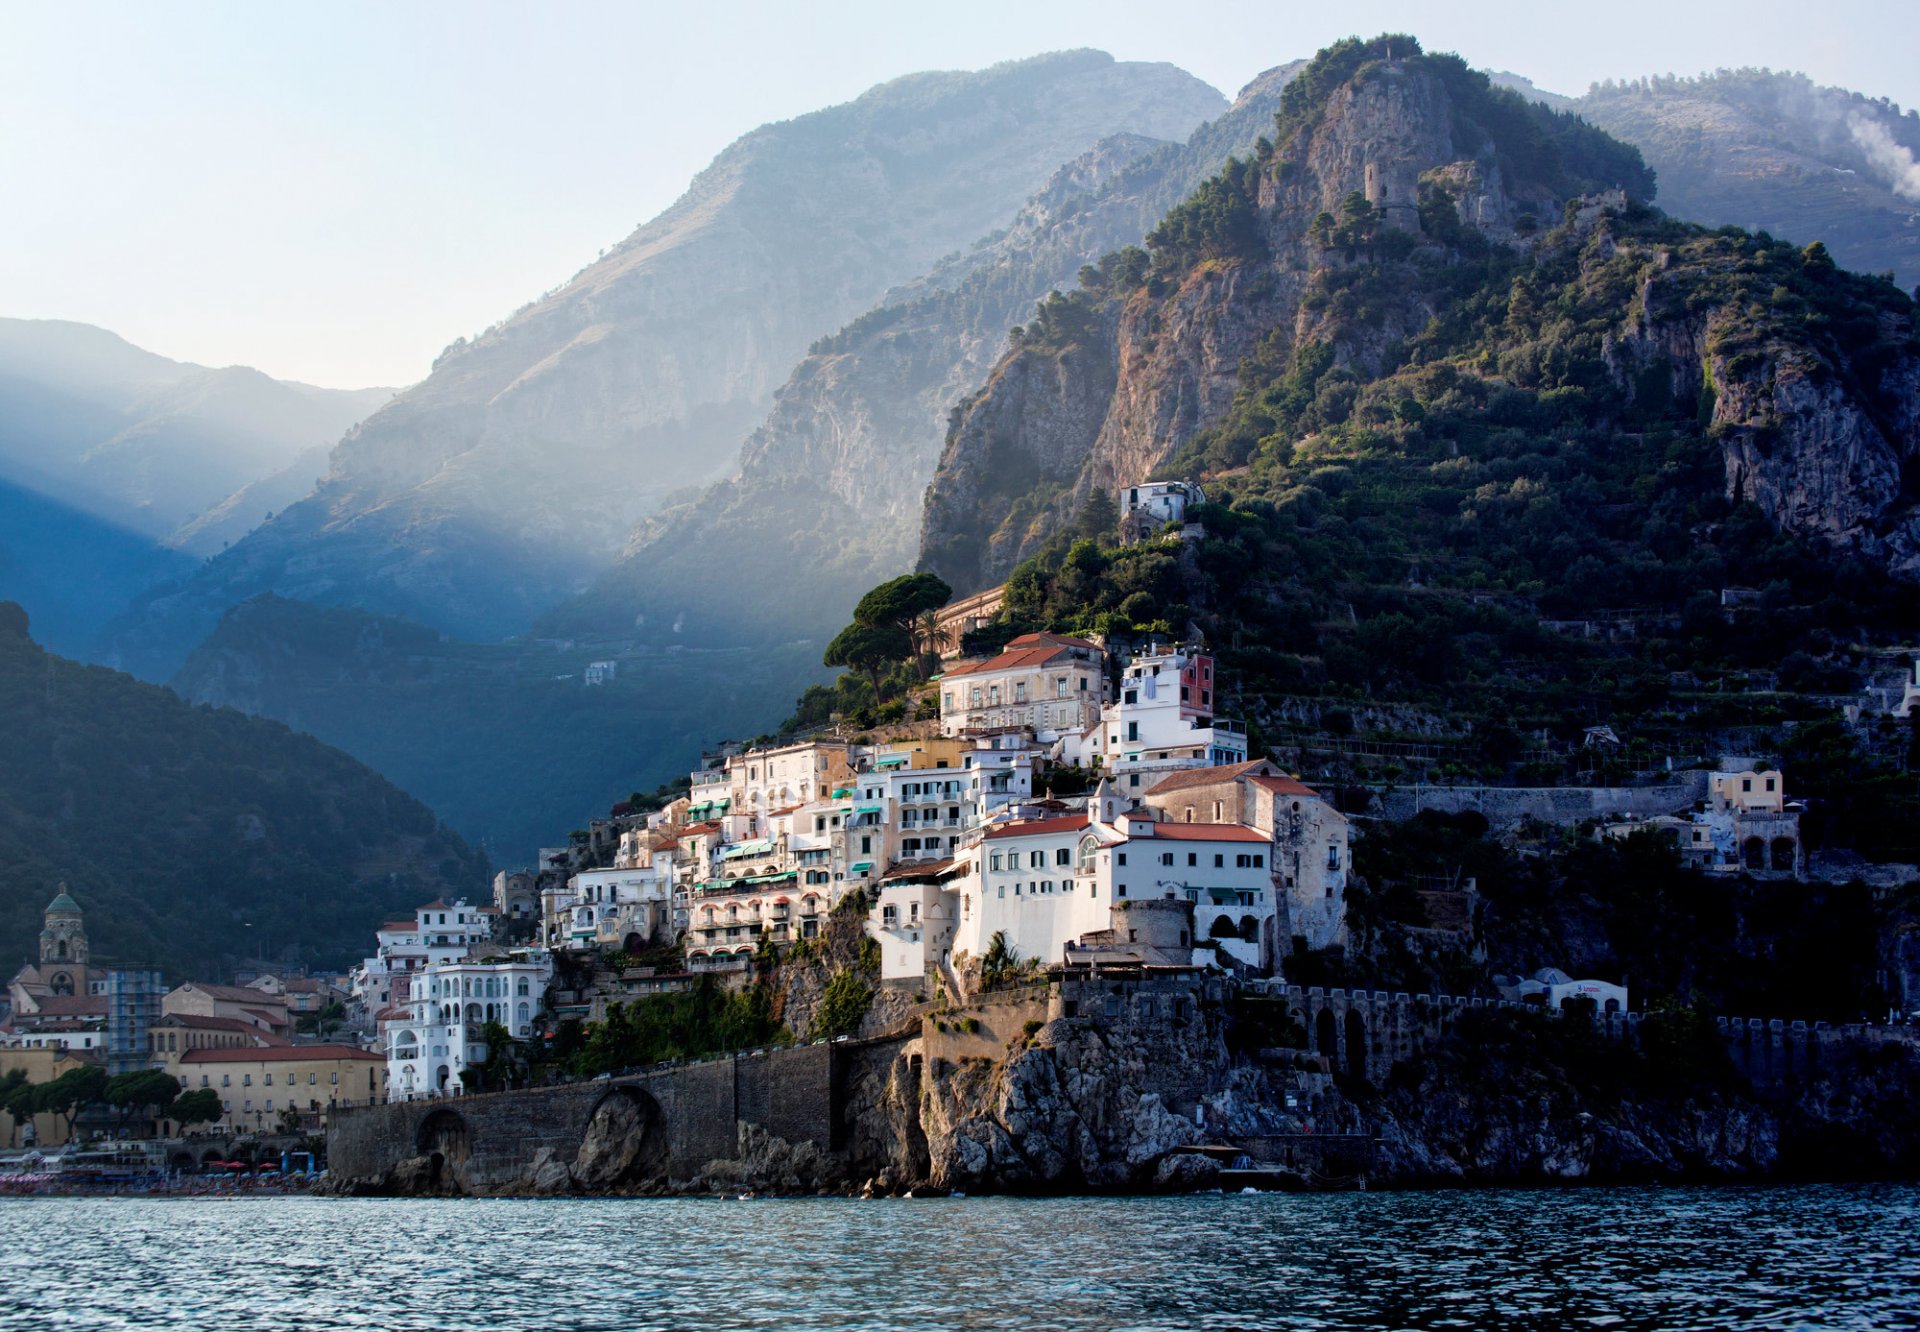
[326,1038,892,1194]
[1373,773,1709,830]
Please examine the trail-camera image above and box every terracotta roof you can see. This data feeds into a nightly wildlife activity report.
[155,1014,281,1040]
[879,858,963,883]
[1142,760,1276,797]
[1249,774,1323,798]
[417,898,450,911]
[984,815,1090,841]
[179,982,290,1005]
[1134,823,1270,843]
[180,1043,382,1064]
[768,804,801,817]
[378,919,417,932]
[683,821,722,834]
[943,646,1072,678]
[244,1008,287,1027]
[28,996,108,1018]
[1006,631,1101,651]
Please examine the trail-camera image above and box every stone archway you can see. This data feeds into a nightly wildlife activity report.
[572,1087,668,1189]
[1315,1008,1338,1062]
[1344,1009,1368,1081]
[416,1108,473,1189]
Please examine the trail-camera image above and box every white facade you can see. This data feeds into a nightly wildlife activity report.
[1120,481,1203,529]
[1513,968,1629,1014]
[387,952,553,1100]
[562,866,675,952]
[1060,646,1247,789]
[352,898,493,1017]
[870,878,962,982]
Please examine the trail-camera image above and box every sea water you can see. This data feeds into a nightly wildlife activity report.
[2,1184,1915,1330]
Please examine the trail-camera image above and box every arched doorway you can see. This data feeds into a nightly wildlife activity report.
[1344,1010,1368,1081]
[572,1087,667,1189]
[1315,1008,1338,1062]
[1743,837,1766,871]
[1770,838,1795,872]
[416,1108,473,1190]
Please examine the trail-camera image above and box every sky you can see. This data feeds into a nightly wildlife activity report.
[3,0,1916,389]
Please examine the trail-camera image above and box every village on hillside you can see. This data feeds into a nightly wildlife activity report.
[5,479,1907,1169]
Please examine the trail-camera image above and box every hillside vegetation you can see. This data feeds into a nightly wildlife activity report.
[0,602,488,976]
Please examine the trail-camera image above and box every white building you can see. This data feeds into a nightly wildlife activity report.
[351,898,493,1018]
[1059,645,1248,791]
[938,800,1281,979]
[584,660,617,686]
[561,866,675,952]
[386,951,553,1100]
[1508,967,1629,1014]
[1118,481,1203,542]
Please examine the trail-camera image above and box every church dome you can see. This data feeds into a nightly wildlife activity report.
[45,888,82,915]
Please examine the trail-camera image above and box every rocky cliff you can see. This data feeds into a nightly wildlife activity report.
[539,67,1303,645]
[918,38,1920,596]
[107,51,1224,675]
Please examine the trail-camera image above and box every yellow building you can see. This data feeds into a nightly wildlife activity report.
[0,1047,100,1149]
[170,1044,387,1135]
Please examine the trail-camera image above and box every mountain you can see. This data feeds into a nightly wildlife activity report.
[1573,70,1920,289]
[542,63,1307,646]
[0,319,388,653]
[106,52,1226,679]
[168,595,821,864]
[914,36,1920,784]
[0,601,487,979]
[0,318,390,545]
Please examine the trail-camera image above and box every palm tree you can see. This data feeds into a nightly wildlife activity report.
[914,611,953,679]
[981,931,1020,988]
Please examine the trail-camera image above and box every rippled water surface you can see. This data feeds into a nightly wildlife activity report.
[3,1185,1916,1330]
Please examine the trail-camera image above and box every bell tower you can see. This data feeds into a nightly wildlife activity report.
[39,885,88,969]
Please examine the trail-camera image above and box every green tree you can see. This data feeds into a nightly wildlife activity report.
[38,1065,109,1138]
[105,1069,180,1128]
[981,930,1021,988]
[0,1070,29,1146]
[810,969,874,1040]
[170,1087,222,1130]
[824,621,912,698]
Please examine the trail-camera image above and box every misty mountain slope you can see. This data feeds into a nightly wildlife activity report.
[0,318,390,540]
[0,318,387,652]
[0,479,194,658]
[106,51,1225,678]
[0,600,487,978]
[169,594,820,863]
[540,62,1304,646]
[1568,71,1920,287]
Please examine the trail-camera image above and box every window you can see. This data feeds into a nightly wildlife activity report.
[990,852,1002,872]
[1187,853,1198,867]
[1766,777,1776,792]
[1029,850,1044,869]
[1215,854,1225,868]
[1160,852,1174,866]
[1117,852,1127,866]
[1742,778,1752,792]
[1055,847,1071,866]
[1326,846,1340,870]
[1127,722,1140,742]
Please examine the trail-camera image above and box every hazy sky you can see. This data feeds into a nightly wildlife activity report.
[4,0,1915,388]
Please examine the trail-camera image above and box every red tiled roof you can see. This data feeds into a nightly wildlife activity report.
[1006,631,1100,651]
[26,995,107,1018]
[181,1043,381,1064]
[943,646,1067,678]
[244,1008,287,1027]
[178,982,289,1005]
[682,821,722,834]
[379,919,417,932]
[1249,774,1322,798]
[984,815,1090,841]
[1134,823,1270,843]
[1142,760,1276,797]
[156,1014,280,1038]
[417,898,450,911]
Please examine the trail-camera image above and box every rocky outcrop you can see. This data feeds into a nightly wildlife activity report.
[1713,344,1920,582]
[918,44,1920,596]
[107,52,1225,675]
[919,49,1587,592]
[542,67,1305,645]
